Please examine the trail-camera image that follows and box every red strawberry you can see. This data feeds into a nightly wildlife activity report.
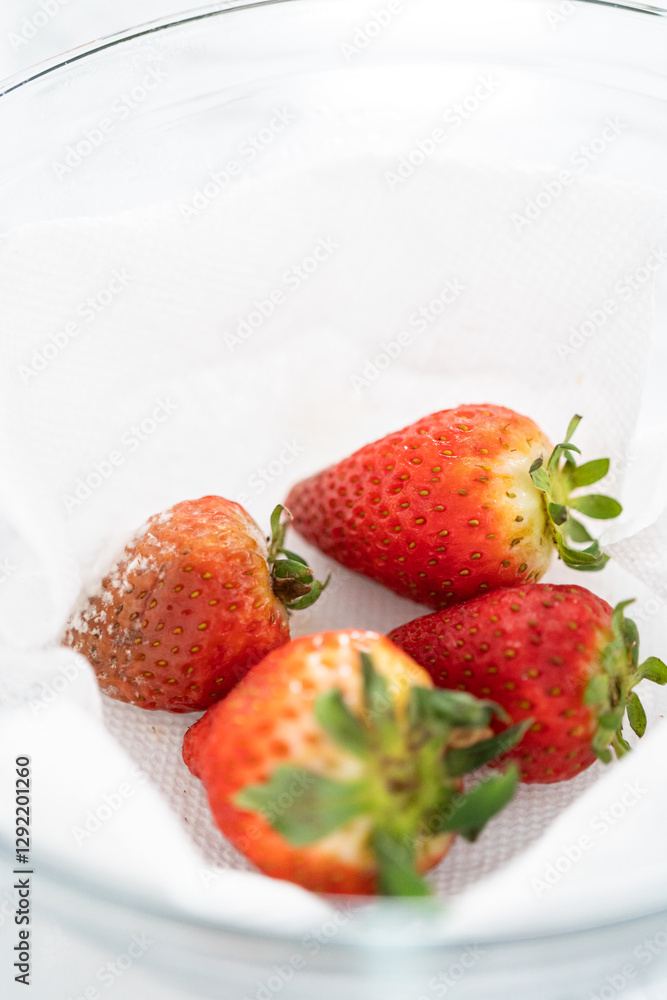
[285,405,621,610]
[183,630,524,895]
[65,498,325,712]
[388,583,667,783]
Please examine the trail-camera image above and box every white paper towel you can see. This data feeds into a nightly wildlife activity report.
[0,154,666,937]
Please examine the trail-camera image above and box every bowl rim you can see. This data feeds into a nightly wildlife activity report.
[3,832,667,953]
[1,0,667,960]
[0,0,665,98]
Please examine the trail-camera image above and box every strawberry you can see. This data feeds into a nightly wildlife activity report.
[285,405,621,610]
[388,583,667,783]
[183,629,525,895]
[65,499,326,713]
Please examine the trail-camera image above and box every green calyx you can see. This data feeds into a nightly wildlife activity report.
[585,599,667,763]
[235,651,529,897]
[529,415,622,572]
[267,504,329,612]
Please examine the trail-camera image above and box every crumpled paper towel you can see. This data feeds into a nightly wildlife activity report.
[0,155,666,937]
[445,717,667,938]
[0,645,332,934]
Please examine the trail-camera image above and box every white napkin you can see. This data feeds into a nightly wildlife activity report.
[0,660,332,934]
[0,154,665,937]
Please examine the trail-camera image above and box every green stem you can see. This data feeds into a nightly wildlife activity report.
[267,504,328,611]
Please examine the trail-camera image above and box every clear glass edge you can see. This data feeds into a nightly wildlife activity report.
[0,0,297,97]
[0,0,665,98]
[0,0,666,954]
[3,833,667,951]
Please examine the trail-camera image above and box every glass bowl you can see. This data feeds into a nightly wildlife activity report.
[1,2,666,998]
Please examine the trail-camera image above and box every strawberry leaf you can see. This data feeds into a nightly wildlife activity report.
[592,736,613,764]
[584,674,609,706]
[548,442,582,469]
[622,619,640,667]
[570,494,623,519]
[268,504,289,556]
[439,767,519,841]
[268,505,328,611]
[530,463,551,494]
[315,689,370,758]
[627,692,647,738]
[546,420,583,472]
[588,600,667,764]
[564,517,593,543]
[612,731,631,757]
[610,600,639,666]
[372,830,430,897]
[444,721,531,777]
[598,709,625,730]
[611,599,635,629]
[638,656,667,685]
[571,559,611,573]
[272,558,313,581]
[409,686,505,733]
[360,651,396,728]
[235,766,368,846]
[548,502,569,526]
[556,536,610,571]
[531,416,621,573]
[564,414,583,441]
[284,576,330,610]
[567,458,610,488]
[279,548,310,567]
